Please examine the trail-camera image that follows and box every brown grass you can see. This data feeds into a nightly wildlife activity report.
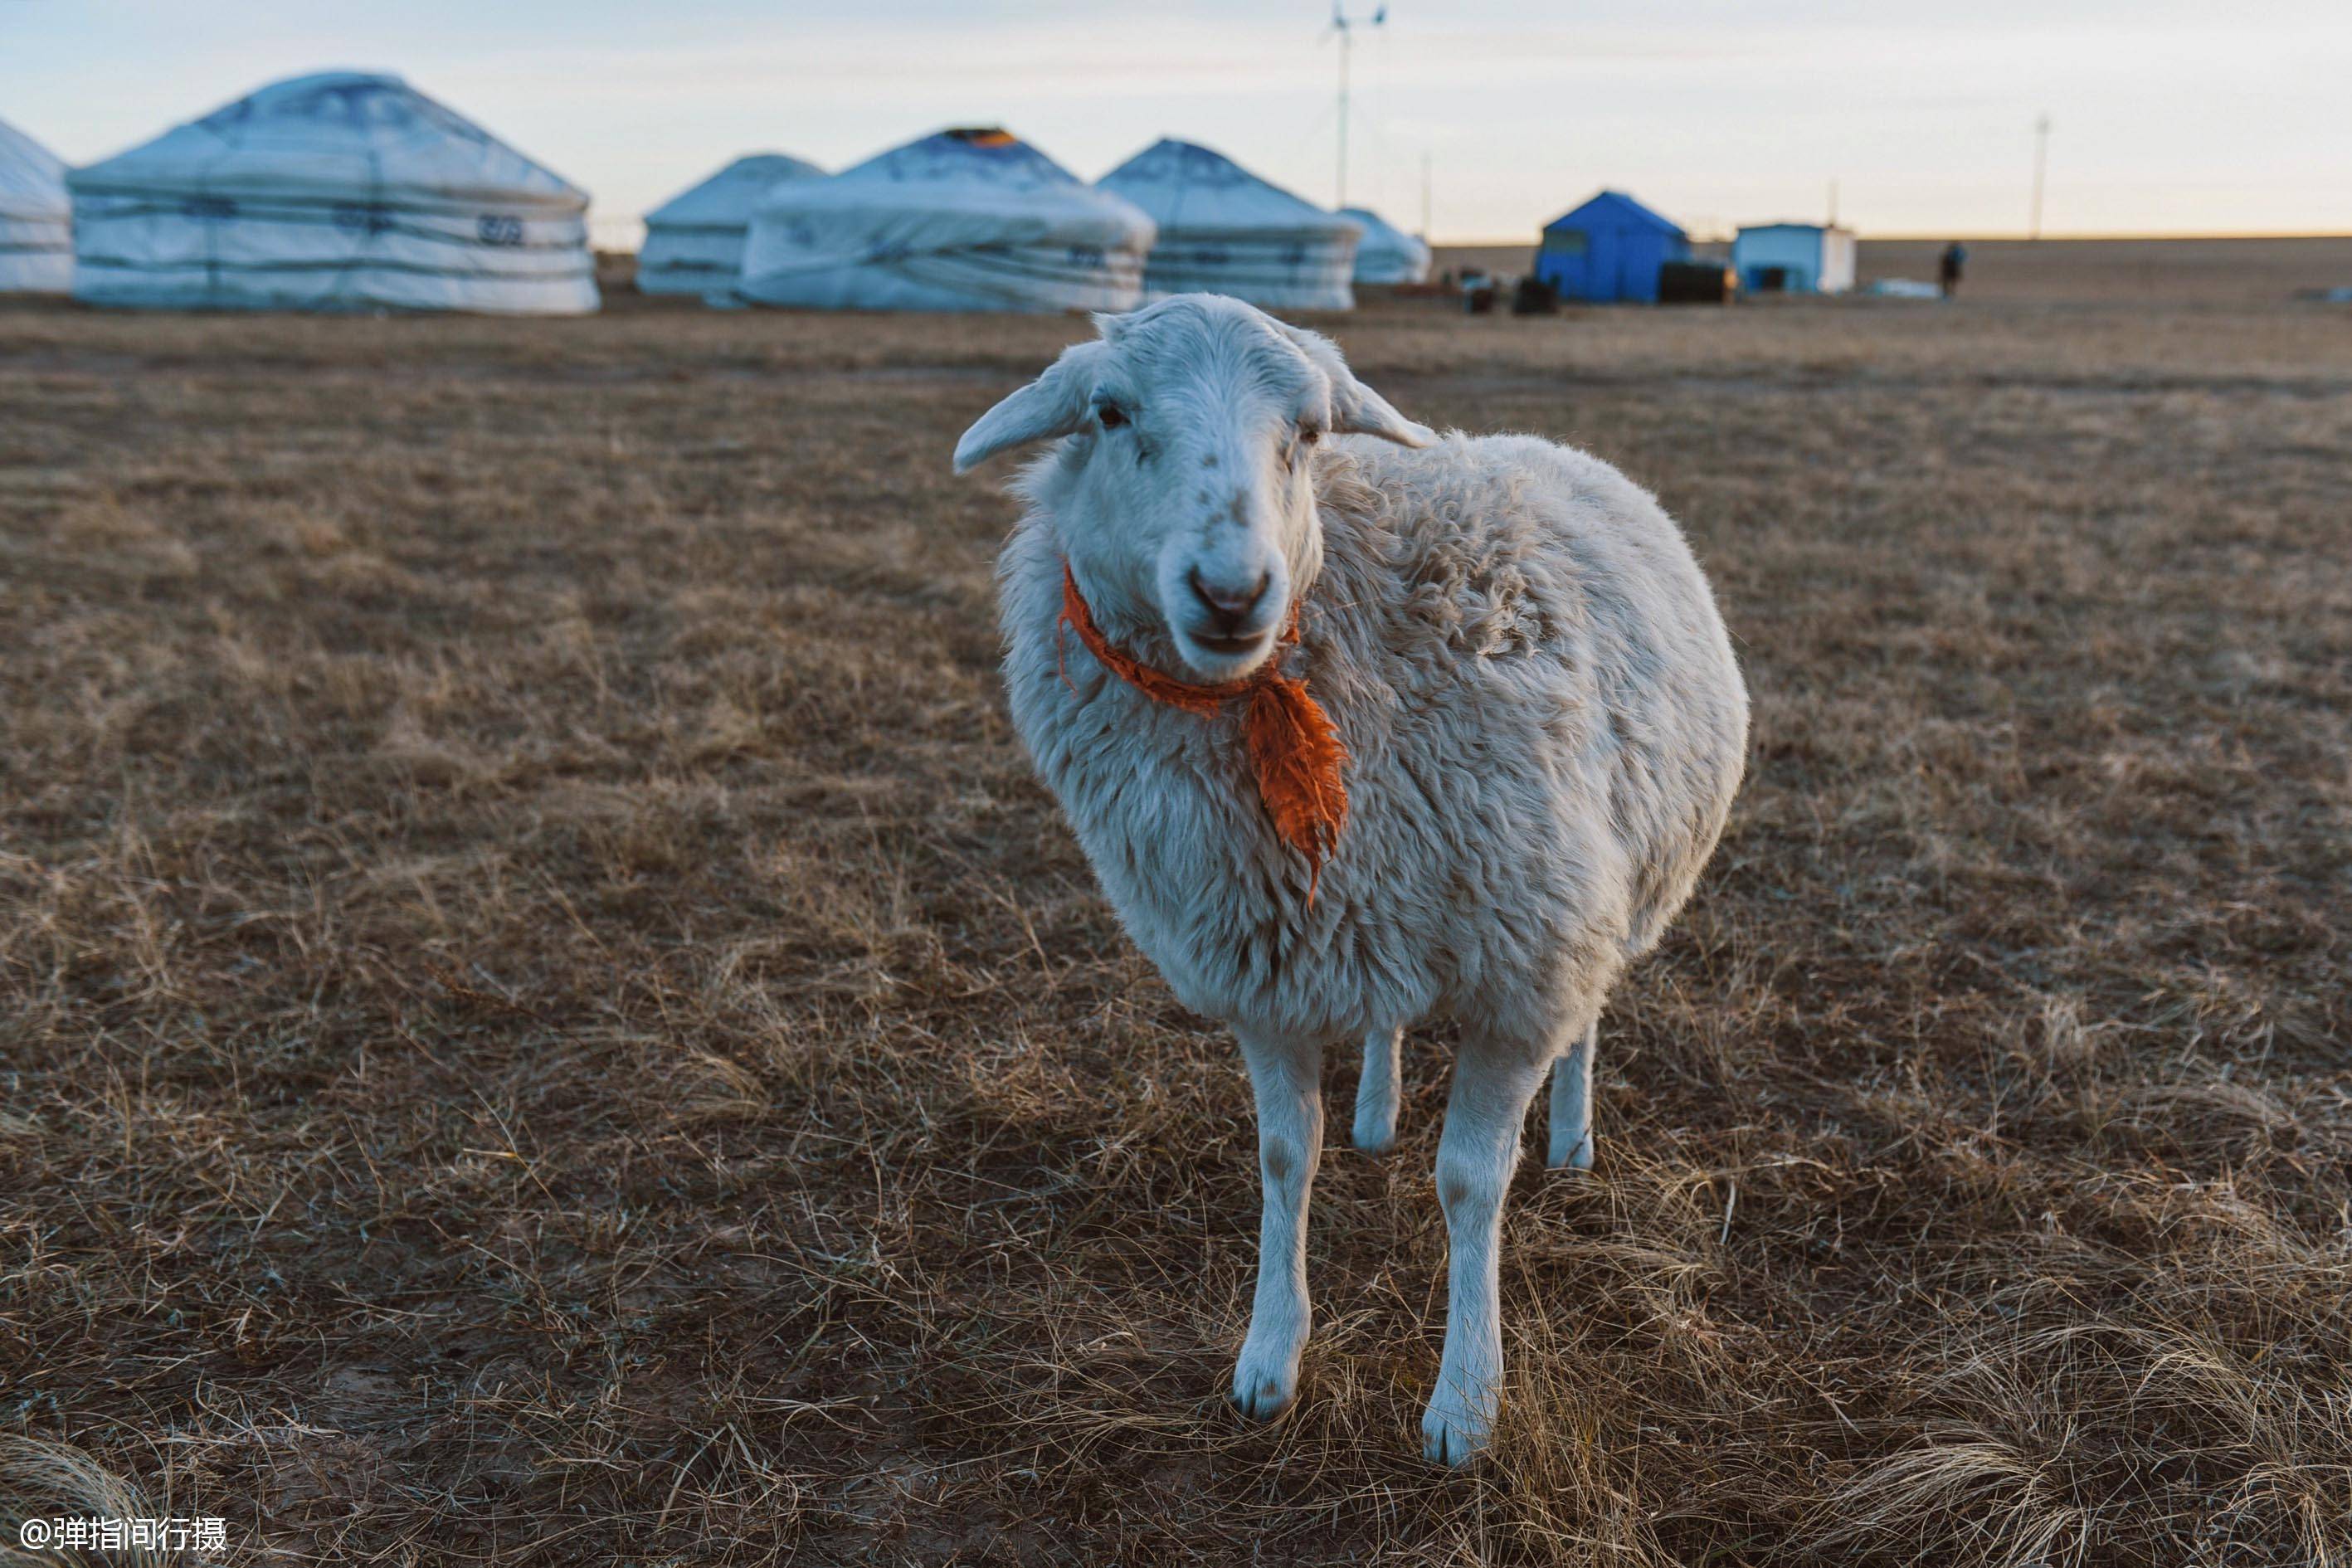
[2,254,2349,1566]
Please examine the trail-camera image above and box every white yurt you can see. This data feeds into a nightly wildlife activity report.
[734,128,1152,314]
[1340,207,1431,286]
[1097,139,1361,311]
[69,71,597,314]
[638,152,823,295]
[0,116,72,293]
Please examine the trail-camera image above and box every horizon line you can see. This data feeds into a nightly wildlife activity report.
[1430,229,2352,247]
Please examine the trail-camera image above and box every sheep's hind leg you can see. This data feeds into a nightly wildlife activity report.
[1546,1019,1597,1171]
[1351,1026,1404,1154]
[1421,1021,1568,1466]
[1230,1030,1326,1422]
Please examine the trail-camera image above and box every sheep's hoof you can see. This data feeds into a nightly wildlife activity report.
[1419,1395,1493,1467]
[1231,1311,1305,1421]
[1229,1367,1298,1422]
[1351,1116,1397,1157]
[1546,1133,1594,1172]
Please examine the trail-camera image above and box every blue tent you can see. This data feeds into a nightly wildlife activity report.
[1531,191,1689,304]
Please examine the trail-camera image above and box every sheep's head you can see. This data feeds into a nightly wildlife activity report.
[954,295,1434,680]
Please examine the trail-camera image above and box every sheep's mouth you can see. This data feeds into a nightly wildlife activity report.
[1191,630,1272,656]
[1172,622,1280,680]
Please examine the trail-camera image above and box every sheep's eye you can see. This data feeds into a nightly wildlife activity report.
[1097,404,1128,430]
[1299,426,1322,446]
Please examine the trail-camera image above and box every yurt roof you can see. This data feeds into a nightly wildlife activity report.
[70,71,587,213]
[1098,139,1357,240]
[752,127,1151,244]
[0,116,69,222]
[646,153,824,227]
[1340,207,1427,256]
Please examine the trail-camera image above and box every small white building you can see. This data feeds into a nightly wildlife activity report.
[1731,222,1856,295]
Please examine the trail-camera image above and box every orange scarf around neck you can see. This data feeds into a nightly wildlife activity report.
[1059,564,1349,896]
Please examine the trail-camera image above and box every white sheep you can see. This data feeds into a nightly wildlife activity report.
[954,294,1748,1464]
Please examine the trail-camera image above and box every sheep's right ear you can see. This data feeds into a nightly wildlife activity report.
[1273,320,1437,449]
[953,342,1108,474]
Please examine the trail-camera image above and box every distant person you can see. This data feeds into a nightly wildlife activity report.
[1940,241,1969,298]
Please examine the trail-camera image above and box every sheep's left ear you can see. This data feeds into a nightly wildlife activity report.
[953,340,1109,473]
[1276,321,1437,448]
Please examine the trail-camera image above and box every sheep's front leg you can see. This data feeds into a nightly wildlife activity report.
[1230,1030,1325,1421]
[1351,1025,1404,1153]
[1546,1019,1597,1171]
[1421,1026,1560,1465]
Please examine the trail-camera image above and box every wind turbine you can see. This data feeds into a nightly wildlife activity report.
[2030,112,2052,239]
[1329,2,1388,210]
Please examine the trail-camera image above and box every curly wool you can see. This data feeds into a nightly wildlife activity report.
[998,429,1751,1048]
[1058,563,1349,894]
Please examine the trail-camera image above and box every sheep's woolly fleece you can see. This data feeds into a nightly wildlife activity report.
[997,428,1751,1048]
[1055,562,1350,894]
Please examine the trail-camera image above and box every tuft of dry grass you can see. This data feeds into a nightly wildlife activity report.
[2,249,2349,1565]
[0,1437,183,1566]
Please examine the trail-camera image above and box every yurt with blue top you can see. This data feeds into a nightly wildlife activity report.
[1531,190,1689,304]
[69,71,597,314]
[735,127,1153,313]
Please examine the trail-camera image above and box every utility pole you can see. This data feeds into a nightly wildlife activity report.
[2031,113,2051,239]
[1331,3,1387,209]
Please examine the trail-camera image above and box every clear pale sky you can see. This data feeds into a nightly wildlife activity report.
[3,0,2346,246]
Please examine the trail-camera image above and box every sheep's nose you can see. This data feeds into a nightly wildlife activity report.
[1188,567,1271,635]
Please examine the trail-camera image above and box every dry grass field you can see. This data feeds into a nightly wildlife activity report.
[3,246,2350,1566]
